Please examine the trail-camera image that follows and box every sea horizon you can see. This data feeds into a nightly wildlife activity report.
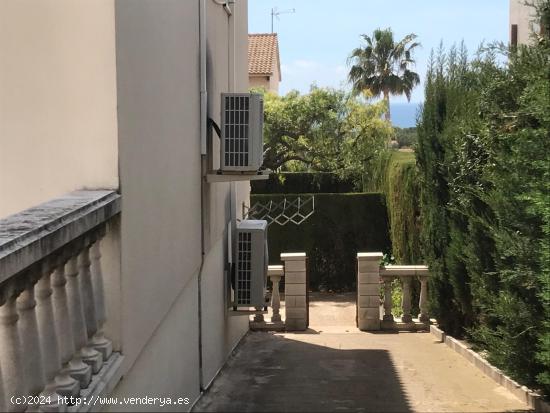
[390,102,422,128]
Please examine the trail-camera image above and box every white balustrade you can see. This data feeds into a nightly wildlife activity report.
[250,265,285,331]
[379,265,430,329]
[0,190,121,411]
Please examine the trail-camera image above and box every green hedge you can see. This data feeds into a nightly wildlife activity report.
[251,172,356,194]
[251,193,391,290]
[383,152,422,264]
[417,33,550,394]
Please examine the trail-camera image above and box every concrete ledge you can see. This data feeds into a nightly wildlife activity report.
[73,352,124,412]
[382,320,429,332]
[250,321,285,332]
[357,252,383,260]
[280,252,306,261]
[430,325,446,342]
[380,265,429,277]
[431,325,550,412]
[0,190,121,284]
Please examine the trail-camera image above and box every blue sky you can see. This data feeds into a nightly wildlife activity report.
[248,0,509,104]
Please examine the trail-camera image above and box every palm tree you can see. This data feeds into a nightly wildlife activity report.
[348,28,420,122]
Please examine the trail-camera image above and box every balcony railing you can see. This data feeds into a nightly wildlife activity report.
[0,191,122,412]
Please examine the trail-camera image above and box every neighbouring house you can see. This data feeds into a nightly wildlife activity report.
[0,0,253,411]
[248,33,282,94]
[510,0,543,45]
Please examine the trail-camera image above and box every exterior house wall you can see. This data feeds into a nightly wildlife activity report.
[510,0,539,45]
[1,0,251,409]
[114,0,250,408]
[249,75,271,91]
[0,0,119,219]
[269,61,281,94]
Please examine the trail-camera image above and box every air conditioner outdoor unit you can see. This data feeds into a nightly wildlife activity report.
[221,93,264,172]
[234,219,268,308]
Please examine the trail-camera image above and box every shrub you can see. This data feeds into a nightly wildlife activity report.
[251,172,357,194]
[416,27,550,394]
[250,193,391,290]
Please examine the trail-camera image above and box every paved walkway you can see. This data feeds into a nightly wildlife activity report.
[194,293,532,412]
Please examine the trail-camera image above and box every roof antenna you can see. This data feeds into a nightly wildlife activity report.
[271,7,295,33]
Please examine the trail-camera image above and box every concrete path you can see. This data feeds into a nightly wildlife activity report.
[194,293,532,412]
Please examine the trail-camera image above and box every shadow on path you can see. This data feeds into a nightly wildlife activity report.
[194,332,411,412]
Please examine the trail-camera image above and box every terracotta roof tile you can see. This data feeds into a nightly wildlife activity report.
[248,33,281,80]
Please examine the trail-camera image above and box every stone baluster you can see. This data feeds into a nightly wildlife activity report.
[65,255,99,383]
[16,278,45,399]
[51,259,80,397]
[253,307,265,323]
[89,239,112,360]
[78,246,98,345]
[270,274,282,323]
[382,276,394,322]
[0,296,26,412]
[401,277,413,323]
[418,276,429,323]
[35,262,77,407]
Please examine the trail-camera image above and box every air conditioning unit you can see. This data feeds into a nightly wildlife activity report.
[221,93,264,172]
[234,219,268,308]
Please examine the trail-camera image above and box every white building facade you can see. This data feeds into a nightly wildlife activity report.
[510,0,542,45]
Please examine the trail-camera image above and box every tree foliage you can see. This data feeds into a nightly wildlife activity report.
[417,8,550,394]
[348,28,421,120]
[260,87,393,180]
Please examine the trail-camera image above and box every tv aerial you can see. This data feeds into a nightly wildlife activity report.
[271,7,295,33]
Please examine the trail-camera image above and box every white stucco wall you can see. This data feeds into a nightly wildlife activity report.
[114,0,250,406]
[0,0,119,219]
[510,0,540,45]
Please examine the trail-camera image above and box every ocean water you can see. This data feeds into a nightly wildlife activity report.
[390,102,422,128]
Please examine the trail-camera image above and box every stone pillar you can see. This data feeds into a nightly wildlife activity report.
[0,297,26,412]
[282,253,307,331]
[418,276,429,323]
[401,277,413,323]
[16,281,45,397]
[89,240,112,360]
[382,276,394,322]
[270,274,282,323]
[357,253,382,331]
